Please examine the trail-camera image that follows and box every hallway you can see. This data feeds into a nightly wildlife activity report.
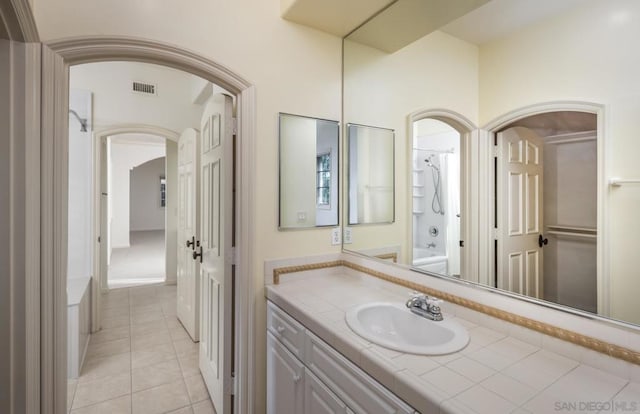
[109,230,166,288]
[67,284,215,414]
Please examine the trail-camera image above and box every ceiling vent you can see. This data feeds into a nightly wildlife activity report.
[132,81,157,96]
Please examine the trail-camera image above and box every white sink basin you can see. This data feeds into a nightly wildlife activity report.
[345,302,469,355]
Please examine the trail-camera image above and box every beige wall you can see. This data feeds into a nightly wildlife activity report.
[70,62,203,134]
[34,1,343,409]
[344,31,479,262]
[479,0,640,323]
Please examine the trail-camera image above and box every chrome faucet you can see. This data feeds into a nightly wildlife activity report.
[406,292,443,321]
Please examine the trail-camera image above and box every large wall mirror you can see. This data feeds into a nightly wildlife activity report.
[343,0,640,327]
[279,113,339,229]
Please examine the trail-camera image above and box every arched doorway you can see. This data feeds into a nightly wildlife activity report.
[482,101,606,317]
[408,108,477,283]
[38,37,256,414]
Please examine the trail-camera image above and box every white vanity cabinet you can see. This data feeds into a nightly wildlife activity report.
[267,301,417,414]
[267,331,305,414]
[305,369,349,414]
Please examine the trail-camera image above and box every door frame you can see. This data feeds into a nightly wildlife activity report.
[407,108,478,282]
[39,37,257,414]
[481,101,607,315]
[91,124,180,331]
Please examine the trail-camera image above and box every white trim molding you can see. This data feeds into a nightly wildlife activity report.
[39,36,257,414]
[481,101,608,316]
[0,0,39,42]
[93,124,180,142]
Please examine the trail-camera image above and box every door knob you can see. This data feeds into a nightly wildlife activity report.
[193,245,203,263]
[186,236,195,249]
[538,234,549,248]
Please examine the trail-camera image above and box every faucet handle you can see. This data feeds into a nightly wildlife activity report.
[426,297,443,306]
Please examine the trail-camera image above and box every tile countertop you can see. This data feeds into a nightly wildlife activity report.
[265,269,640,414]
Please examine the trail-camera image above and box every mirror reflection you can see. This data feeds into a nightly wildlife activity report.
[411,119,461,277]
[343,0,640,326]
[279,113,339,229]
[348,124,395,225]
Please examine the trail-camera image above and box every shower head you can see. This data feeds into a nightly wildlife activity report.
[69,109,88,132]
[424,154,439,170]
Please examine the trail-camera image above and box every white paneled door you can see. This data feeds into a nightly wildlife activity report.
[198,93,234,413]
[177,128,200,341]
[497,127,544,298]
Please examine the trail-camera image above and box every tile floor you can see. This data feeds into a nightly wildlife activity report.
[68,284,216,414]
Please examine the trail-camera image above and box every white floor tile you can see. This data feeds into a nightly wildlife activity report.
[132,358,183,392]
[192,399,217,414]
[131,379,191,414]
[70,283,215,414]
[71,395,131,414]
[184,374,211,403]
[72,372,131,409]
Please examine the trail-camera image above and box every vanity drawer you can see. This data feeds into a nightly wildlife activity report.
[304,330,415,414]
[267,301,306,360]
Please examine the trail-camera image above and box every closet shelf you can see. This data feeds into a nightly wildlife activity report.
[546,224,597,240]
[546,224,597,234]
[547,230,596,239]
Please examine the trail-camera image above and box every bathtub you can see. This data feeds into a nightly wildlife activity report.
[68,277,91,379]
[412,248,448,274]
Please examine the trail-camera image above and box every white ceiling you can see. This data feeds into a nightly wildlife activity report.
[283,0,588,50]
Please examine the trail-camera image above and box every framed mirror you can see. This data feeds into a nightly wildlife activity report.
[347,124,395,225]
[279,113,339,229]
[343,0,640,328]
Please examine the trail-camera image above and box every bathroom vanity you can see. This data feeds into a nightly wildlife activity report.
[265,256,640,413]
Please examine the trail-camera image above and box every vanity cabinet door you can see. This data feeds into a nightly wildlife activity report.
[305,369,348,414]
[304,331,415,414]
[267,332,305,414]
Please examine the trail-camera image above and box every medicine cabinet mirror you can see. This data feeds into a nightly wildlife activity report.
[279,113,339,229]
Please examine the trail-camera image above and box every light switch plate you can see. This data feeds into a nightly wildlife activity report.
[344,227,352,244]
[331,227,341,245]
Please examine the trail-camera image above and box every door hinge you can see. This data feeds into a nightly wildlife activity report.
[232,117,238,135]
[492,145,498,157]
[225,373,237,395]
[98,236,101,243]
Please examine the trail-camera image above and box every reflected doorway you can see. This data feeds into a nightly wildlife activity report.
[411,118,462,277]
[493,111,598,313]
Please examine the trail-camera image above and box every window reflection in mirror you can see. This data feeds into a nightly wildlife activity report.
[347,124,395,225]
[279,113,339,229]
